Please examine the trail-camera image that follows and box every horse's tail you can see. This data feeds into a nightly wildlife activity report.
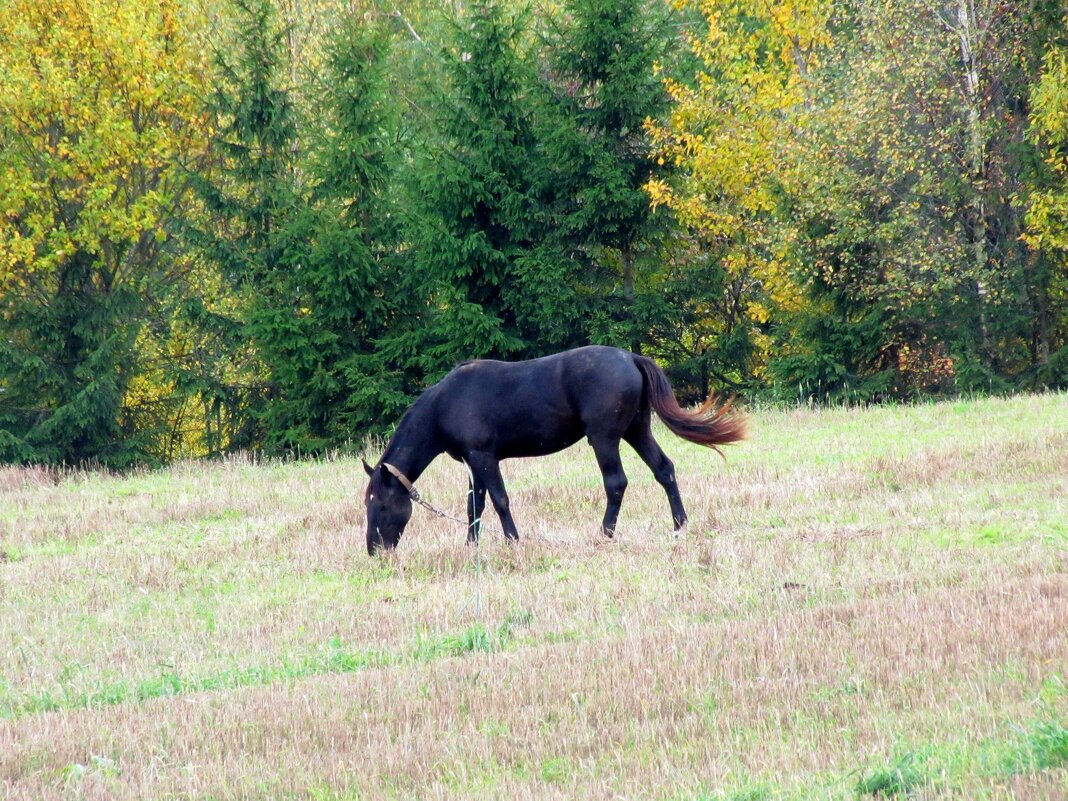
[632,354,747,453]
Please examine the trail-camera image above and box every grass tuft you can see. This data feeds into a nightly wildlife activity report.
[693,783,775,801]
[1002,719,1068,775]
[416,623,499,659]
[854,752,928,797]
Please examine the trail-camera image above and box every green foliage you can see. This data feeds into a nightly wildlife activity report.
[768,302,897,404]
[387,1,566,373]
[180,0,298,453]
[633,237,756,400]
[380,0,680,380]
[5,0,1068,465]
[252,11,401,449]
[654,0,1068,403]
[543,0,674,349]
[0,0,211,466]
[183,0,404,454]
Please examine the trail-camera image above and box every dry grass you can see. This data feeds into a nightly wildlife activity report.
[1,393,1066,800]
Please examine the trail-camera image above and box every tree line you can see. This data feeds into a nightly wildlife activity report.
[1,0,1066,467]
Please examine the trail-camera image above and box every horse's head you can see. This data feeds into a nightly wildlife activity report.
[363,459,413,555]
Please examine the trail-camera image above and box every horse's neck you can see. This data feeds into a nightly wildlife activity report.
[381,401,440,483]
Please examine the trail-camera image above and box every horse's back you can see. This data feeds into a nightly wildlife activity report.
[434,346,644,457]
[449,346,641,408]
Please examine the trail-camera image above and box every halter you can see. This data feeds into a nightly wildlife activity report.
[382,461,473,527]
[381,462,419,501]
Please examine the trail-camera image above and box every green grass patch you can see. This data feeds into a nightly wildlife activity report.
[0,642,392,718]
[538,756,572,784]
[1000,718,1068,775]
[414,611,531,661]
[854,751,929,797]
[0,615,535,719]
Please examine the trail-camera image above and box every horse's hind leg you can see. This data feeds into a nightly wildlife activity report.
[589,435,628,537]
[624,423,687,529]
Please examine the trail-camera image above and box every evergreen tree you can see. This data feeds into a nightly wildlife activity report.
[185,1,404,453]
[380,1,573,379]
[181,0,302,452]
[277,12,404,442]
[544,0,673,352]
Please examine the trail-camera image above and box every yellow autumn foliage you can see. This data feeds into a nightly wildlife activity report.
[0,0,212,289]
[647,0,834,368]
[1027,46,1068,256]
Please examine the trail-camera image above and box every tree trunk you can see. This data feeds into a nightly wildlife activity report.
[954,0,995,364]
[621,248,641,353]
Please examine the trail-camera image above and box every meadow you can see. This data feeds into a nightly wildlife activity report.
[1,393,1066,800]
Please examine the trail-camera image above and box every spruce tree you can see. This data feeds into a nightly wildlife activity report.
[180,0,298,452]
[186,2,404,452]
[275,12,403,443]
[544,0,673,352]
[382,1,576,378]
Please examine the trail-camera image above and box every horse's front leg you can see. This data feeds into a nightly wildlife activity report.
[466,451,519,541]
[466,469,487,543]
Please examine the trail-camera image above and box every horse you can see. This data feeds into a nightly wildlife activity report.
[362,345,746,554]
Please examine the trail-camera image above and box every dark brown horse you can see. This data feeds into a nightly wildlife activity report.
[363,345,746,554]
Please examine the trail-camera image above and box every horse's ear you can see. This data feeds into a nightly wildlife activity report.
[362,458,374,477]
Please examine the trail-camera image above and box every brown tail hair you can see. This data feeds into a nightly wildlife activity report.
[632,354,747,453]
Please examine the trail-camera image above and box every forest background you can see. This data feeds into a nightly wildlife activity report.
[2,0,1067,467]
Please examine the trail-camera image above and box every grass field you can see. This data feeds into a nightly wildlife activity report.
[1,393,1066,800]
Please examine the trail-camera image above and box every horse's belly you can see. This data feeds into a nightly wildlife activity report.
[495,415,585,459]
